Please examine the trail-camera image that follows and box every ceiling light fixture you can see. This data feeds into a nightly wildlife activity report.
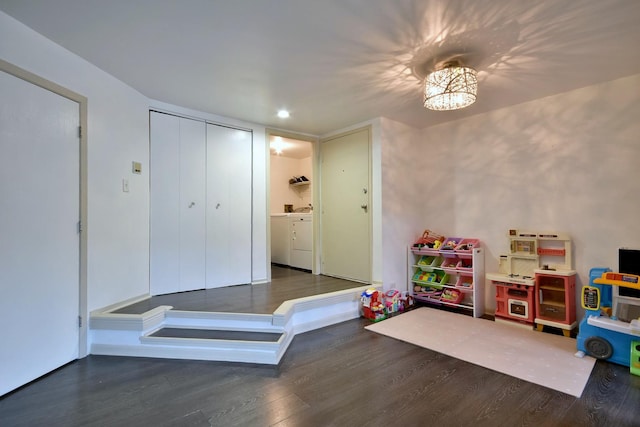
[277,109,290,118]
[271,136,285,154]
[423,61,477,111]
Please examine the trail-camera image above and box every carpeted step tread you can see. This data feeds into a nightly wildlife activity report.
[150,328,282,342]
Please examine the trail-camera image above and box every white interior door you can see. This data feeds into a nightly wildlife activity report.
[206,124,252,288]
[0,70,80,396]
[150,112,206,295]
[320,127,371,282]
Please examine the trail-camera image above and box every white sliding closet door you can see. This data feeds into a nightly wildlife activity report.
[150,112,206,295]
[206,124,252,288]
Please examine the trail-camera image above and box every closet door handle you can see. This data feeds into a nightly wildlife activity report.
[188,202,195,208]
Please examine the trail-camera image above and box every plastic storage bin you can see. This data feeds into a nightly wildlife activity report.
[455,238,479,258]
[455,275,474,289]
[457,258,473,272]
[414,286,443,304]
[413,270,448,287]
[417,255,442,271]
[440,288,464,305]
[439,237,462,257]
[441,257,459,273]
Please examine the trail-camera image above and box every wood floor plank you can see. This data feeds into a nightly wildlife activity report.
[115,266,362,314]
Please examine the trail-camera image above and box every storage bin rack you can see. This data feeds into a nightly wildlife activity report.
[408,239,485,318]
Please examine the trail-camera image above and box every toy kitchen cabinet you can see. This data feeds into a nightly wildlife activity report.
[533,232,576,336]
[535,270,576,336]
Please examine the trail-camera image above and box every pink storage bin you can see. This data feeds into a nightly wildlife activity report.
[414,287,443,304]
[455,275,474,289]
[440,288,464,305]
[454,238,479,258]
[439,237,462,258]
[456,258,473,271]
[441,257,459,273]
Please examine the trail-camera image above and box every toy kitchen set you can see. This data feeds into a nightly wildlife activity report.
[486,229,577,336]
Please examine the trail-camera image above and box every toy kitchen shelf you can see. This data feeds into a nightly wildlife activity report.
[408,241,485,318]
[487,229,576,334]
[534,268,577,336]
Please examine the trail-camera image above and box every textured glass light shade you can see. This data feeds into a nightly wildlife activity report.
[423,66,478,111]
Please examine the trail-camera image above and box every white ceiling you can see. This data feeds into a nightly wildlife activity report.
[2,0,639,135]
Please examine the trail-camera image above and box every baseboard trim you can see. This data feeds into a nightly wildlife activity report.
[90,293,151,315]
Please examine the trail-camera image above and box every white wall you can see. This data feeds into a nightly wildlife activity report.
[270,154,313,213]
[381,73,640,317]
[380,118,423,290]
[0,12,150,312]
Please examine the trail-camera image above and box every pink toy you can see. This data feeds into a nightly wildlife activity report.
[385,289,400,314]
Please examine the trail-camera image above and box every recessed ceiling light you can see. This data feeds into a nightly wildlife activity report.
[277,109,290,119]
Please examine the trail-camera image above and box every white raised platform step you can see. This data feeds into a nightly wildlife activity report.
[138,326,289,364]
[89,284,374,364]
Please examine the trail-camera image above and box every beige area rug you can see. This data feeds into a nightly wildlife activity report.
[365,307,596,397]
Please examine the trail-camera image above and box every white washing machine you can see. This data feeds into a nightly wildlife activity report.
[289,213,312,270]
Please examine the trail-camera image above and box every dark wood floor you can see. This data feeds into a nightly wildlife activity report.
[2,268,639,426]
[115,266,362,314]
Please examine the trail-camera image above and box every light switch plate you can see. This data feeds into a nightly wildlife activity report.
[132,161,142,174]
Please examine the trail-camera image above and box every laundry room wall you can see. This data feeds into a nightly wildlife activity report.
[270,153,313,213]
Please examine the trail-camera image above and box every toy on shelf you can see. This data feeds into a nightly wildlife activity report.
[412,229,445,250]
[441,288,464,305]
[576,268,640,376]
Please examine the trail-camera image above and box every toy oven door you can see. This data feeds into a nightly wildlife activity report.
[508,298,529,319]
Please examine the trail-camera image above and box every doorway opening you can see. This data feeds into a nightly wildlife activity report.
[267,130,316,279]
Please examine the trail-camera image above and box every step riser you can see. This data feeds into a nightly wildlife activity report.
[91,340,292,365]
[164,312,279,332]
[139,335,285,351]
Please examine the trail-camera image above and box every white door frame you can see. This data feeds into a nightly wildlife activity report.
[0,59,89,357]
